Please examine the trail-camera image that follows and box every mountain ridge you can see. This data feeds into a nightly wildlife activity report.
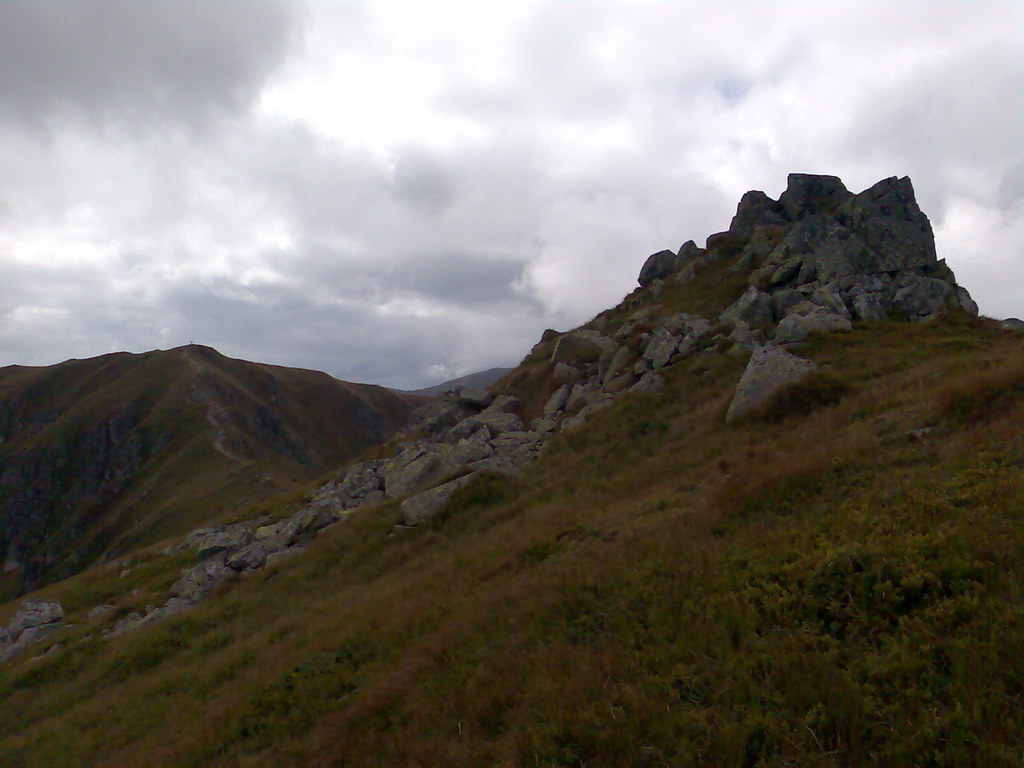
[1,173,1021,767]
[0,344,423,596]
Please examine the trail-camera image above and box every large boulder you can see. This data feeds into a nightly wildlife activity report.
[639,249,678,287]
[381,445,460,498]
[777,173,850,222]
[726,345,817,423]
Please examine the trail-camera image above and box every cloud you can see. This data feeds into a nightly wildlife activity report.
[0,1,1021,388]
[0,0,300,131]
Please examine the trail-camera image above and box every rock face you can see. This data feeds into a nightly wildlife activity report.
[726,346,817,424]
[644,174,977,334]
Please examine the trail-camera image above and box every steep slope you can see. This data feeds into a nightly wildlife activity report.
[1,175,1021,767]
[0,345,422,595]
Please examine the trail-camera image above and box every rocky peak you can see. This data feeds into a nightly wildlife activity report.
[638,173,977,339]
[777,173,850,221]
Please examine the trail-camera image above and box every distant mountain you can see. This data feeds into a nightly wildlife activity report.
[401,366,513,398]
[0,345,422,596]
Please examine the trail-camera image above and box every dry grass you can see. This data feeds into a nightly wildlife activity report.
[1,317,1022,767]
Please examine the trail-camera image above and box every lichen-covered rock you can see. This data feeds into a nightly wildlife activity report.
[381,445,459,498]
[195,524,254,561]
[726,345,816,423]
[775,304,852,343]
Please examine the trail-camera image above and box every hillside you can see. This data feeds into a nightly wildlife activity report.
[0,174,1021,767]
[0,345,423,597]
[401,366,514,398]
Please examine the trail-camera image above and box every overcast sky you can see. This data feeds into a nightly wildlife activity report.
[0,1,1021,389]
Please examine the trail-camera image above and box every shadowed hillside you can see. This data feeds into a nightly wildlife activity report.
[0,345,423,596]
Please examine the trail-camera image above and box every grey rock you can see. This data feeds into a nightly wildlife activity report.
[729,190,787,239]
[560,408,590,432]
[639,249,678,287]
[643,328,681,369]
[280,504,342,545]
[891,274,954,319]
[549,330,618,367]
[381,445,459,498]
[451,436,495,465]
[601,345,634,386]
[543,384,572,416]
[662,313,712,339]
[552,364,585,385]
[226,534,289,571]
[848,288,888,322]
[955,286,979,316]
[483,393,520,414]
[566,381,599,413]
[604,372,636,394]
[629,372,666,395]
[401,474,477,526]
[9,599,64,637]
[530,416,559,433]
[334,462,384,504]
[452,386,494,409]
[777,173,850,222]
[467,456,522,476]
[195,524,254,561]
[726,345,817,423]
[999,318,1024,331]
[775,304,852,343]
[720,287,773,330]
[171,560,232,603]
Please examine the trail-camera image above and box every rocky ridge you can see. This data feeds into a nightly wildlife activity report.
[0,173,986,660]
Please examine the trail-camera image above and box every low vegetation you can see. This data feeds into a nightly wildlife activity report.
[1,316,1022,767]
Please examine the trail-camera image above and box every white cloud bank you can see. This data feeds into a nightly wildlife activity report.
[0,0,1021,388]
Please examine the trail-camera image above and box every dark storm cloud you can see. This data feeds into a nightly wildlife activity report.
[0,0,300,129]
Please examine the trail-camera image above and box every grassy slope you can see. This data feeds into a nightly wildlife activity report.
[0,312,1021,767]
